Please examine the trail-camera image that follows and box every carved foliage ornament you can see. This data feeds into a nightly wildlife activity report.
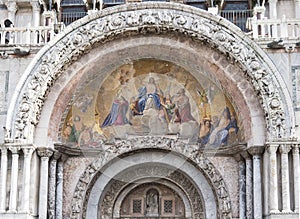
[70,136,232,218]
[13,3,287,141]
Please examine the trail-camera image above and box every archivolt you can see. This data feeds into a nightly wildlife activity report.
[5,2,293,142]
[70,136,232,218]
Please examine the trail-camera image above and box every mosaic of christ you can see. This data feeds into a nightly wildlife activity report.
[61,59,243,147]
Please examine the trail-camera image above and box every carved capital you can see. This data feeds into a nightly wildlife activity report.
[279,144,291,154]
[241,151,251,160]
[52,150,62,160]
[37,147,54,158]
[30,1,40,12]
[266,144,279,154]
[5,1,17,12]
[292,145,299,154]
[0,147,8,156]
[233,154,243,162]
[248,146,264,156]
[22,147,35,158]
[9,146,20,154]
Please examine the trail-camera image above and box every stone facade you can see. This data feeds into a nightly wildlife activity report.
[0,1,299,219]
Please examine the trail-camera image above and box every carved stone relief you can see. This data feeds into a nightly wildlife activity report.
[70,136,232,218]
[8,3,292,143]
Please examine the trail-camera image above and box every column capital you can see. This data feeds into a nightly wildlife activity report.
[22,147,35,157]
[279,144,291,154]
[8,146,20,154]
[0,147,8,156]
[292,145,299,154]
[52,150,62,161]
[30,1,41,12]
[248,146,264,156]
[241,151,251,160]
[266,144,278,154]
[5,1,18,13]
[37,147,54,158]
[234,154,244,162]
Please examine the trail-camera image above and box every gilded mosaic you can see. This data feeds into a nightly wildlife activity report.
[62,59,242,147]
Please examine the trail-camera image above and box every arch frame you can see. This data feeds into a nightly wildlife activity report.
[4,2,294,144]
[69,136,232,219]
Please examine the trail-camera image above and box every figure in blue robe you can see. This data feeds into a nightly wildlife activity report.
[101,94,130,127]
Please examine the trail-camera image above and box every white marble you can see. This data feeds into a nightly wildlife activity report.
[253,154,262,218]
[56,160,64,219]
[37,148,53,219]
[292,145,299,213]
[0,147,8,212]
[279,144,292,212]
[21,147,34,213]
[9,147,19,212]
[268,145,279,213]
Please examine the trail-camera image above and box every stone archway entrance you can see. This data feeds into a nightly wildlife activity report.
[98,163,206,219]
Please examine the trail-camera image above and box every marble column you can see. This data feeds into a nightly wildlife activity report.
[48,151,61,219]
[279,144,292,212]
[0,147,8,212]
[269,0,278,19]
[9,147,20,213]
[235,154,246,219]
[242,151,253,219]
[262,149,269,216]
[267,144,279,213]
[249,147,264,219]
[37,148,53,219]
[21,147,35,213]
[292,145,299,213]
[5,2,17,24]
[56,155,67,219]
[31,1,41,27]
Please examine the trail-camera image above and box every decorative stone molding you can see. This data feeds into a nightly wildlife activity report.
[70,136,232,218]
[6,2,293,143]
[37,147,54,158]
